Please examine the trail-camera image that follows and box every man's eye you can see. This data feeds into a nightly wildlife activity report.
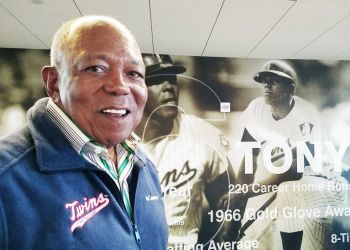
[85,66,106,73]
[263,78,277,85]
[129,71,144,79]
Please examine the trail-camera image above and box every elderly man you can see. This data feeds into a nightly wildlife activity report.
[0,16,167,250]
[137,54,236,248]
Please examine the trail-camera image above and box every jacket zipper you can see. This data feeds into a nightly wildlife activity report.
[132,223,141,244]
[99,164,142,246]
[130,157,142,246]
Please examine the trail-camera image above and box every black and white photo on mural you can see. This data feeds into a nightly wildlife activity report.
[1,49,349,250]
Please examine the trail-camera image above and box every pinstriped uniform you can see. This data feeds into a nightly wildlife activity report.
[241,97,346,249]
[141,113,229,247]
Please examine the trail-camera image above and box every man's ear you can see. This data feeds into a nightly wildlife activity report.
[288,83,296,96]
[41,66,60,102]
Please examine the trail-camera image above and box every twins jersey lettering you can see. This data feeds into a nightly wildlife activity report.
[142,113,229,247]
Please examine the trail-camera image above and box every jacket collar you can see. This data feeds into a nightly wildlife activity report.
[27,98,146,172]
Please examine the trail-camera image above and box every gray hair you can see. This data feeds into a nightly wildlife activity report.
[50,15,137,70]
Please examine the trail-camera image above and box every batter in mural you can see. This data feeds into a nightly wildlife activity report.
[224,60,345,250]
[137,54,237,248]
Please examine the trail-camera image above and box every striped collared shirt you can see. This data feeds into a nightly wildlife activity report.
[46,98,139,196]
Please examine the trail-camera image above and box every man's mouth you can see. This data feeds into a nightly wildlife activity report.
[162,97,177,105]
[101,108,129,117]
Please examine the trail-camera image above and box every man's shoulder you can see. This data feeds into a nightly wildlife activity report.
[179,113,229,151]
[242,97,269,124]
[0,127,34,176]
[179,114,224,140]
[294,96,317,109]
[135,147,163,186]
[250,96,265,104]
[293,96,320,116]
[180,113,221,133]
[244,97,267,114]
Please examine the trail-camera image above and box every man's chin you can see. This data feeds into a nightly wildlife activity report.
[263,96,273,105]
[160,109,178,120]
[96,132,132,149]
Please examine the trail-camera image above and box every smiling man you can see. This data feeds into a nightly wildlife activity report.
[0,16,167,250]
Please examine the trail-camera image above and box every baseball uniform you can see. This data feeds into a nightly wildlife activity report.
[141,113,230,248]
[241,96,345,250]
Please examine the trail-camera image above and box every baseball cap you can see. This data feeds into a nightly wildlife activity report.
[143,54,186,78]
[253,60,296,84]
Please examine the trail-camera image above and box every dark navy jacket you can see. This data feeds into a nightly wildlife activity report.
[0,98,168,250]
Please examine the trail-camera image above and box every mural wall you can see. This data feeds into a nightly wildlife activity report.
[1,48,349,250]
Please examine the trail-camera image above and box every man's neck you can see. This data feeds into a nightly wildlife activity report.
[108,147,118,164]
[150,118,174,141]
[138,116,174,143]
[271,97,294,120]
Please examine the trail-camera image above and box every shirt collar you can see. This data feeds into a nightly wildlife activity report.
[46,98,143,163]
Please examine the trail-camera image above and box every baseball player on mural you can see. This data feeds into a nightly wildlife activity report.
[223,60,345,250]
[136,54,237,248]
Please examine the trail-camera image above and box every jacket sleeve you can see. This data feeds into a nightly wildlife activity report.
[0,203,7,250]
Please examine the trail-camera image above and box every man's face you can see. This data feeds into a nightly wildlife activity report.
[54,24,147,148]
[261,75,292,106]
[144,75,179,121]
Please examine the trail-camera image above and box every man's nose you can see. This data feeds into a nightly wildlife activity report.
[103,72,130,95]
[264,82,272,89]
[161,81,176,92]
